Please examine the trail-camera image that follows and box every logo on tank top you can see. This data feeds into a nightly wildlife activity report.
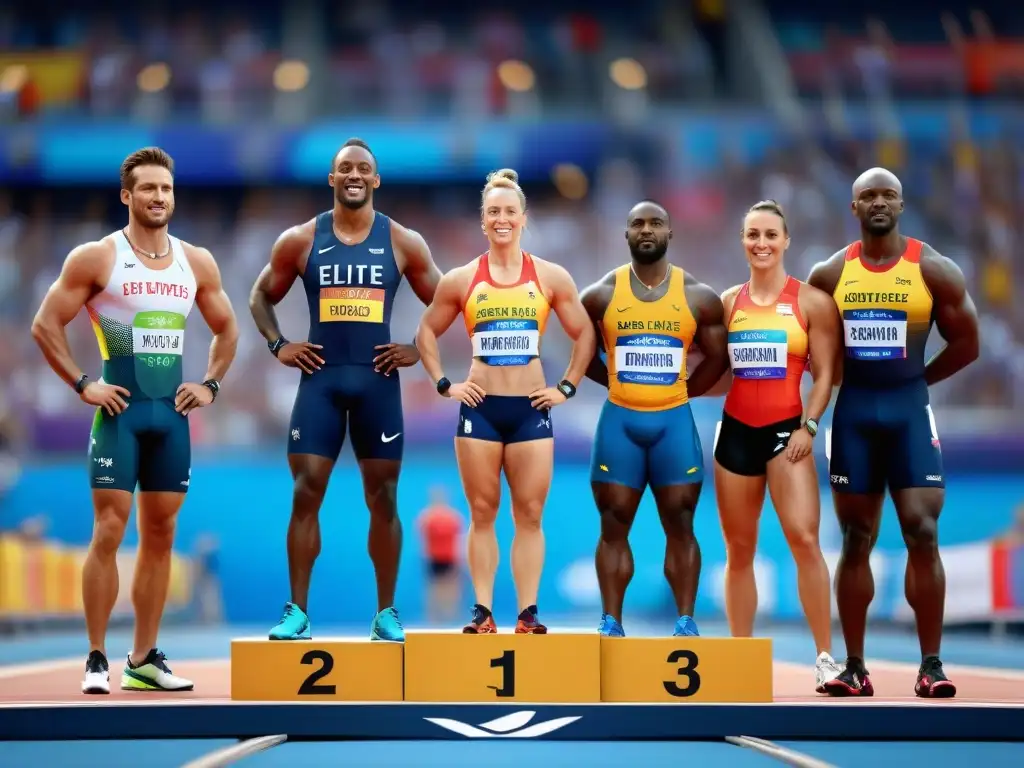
[121,281,190,299]
[318,263,386,323]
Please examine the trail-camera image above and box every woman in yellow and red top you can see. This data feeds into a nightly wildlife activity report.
[712,200,842,694]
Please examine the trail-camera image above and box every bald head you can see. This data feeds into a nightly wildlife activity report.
[627,199,670,226]
[851,167,904,236]
[852,167,902,199]
[625,199,672,265]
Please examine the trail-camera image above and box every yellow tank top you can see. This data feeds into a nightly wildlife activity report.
[461,251,551,366]
[602,264,697,411]
[833,238,934,387]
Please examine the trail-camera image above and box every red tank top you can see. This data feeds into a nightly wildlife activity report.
[723,276,809,427]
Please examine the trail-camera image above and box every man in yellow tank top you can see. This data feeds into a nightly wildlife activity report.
[807,168,980,699]
[580,200,729,637]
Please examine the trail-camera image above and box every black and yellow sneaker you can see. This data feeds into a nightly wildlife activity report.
[915,656,957,698]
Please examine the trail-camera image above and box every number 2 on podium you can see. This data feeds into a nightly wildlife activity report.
[298,649,337,695]
[488,650,515,697]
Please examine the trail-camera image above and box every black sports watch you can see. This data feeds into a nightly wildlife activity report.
[268,337,288,357]
[557,379,577,399]
[74,373,90,394]
[436,376,452,396]
[202,379,221,401]
[803,417,818,437]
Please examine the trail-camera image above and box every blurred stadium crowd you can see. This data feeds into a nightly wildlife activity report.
[0,0,1022,467]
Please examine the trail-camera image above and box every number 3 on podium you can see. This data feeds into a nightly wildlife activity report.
[298,649,337,695]
[663,649,701,697]
[488,650,515,697]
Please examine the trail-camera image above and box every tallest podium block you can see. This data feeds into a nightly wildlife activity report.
[403,631,602,702]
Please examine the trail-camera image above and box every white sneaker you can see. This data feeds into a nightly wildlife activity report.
[82,651,110,694]
[815,651,842,693]
[121,649,194,691]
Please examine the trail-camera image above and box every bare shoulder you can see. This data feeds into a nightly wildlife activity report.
[275,218,317,253]
[683,270,722,308]
[719,282,744,316]
[580,268,618,298]
[797,279,836,312]
[389,218,429,255]
[439,260,478,296]
[180,241,221,283]
[532,255,573,285]
[63,237,116,282]
[807,248,848,294]
[918,242,967,295]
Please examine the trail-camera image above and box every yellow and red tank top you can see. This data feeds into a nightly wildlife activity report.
[601,264,697,411]
[461,251,551,366]
[833,238,934,388]
[724,276,808,427]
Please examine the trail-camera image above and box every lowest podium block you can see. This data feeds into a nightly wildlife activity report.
[404,632,601,702]
[600,637,773,702]
[230,638,403,701]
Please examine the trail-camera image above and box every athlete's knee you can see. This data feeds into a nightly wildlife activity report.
[724,534,757,568]
[785,526,822,564]
[292,470,329,515]
[364,476,399,519]
[659,503,697,541]
[597,500,634,541]
[468,493,500,528]
[900,513,939,555]
[840,523,875,560]
[91,505,129,559]
[512,498,544,530]
[138,513,177,553]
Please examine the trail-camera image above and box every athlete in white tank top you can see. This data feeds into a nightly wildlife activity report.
[30,150,239,697]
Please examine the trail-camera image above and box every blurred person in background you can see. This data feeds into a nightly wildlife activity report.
[712,200,842,693]
[581,200,728,638]
[30,147,239,695]
[415,168,595,635]
[416,486,465,624]
[251,138,443,643]
[809,167,980,699]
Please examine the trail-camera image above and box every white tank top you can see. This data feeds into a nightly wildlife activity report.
[85,230,198,399]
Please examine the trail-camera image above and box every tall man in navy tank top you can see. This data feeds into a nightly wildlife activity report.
[249,139,443,642]
[808,168,980,698]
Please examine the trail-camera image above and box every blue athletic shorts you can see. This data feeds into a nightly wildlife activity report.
[456,395,553,444]
[590,400,705,490]
[288,365,403,461]
[827,378,944,494]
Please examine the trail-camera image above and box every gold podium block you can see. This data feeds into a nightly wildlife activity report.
[230,637,403,701]
[600,637,773,702]
[404,632,601,702]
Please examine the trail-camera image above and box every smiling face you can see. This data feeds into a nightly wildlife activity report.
[120,165,174,229]
[741,209,789,271]
[481,186,526,246]
[329,145,380,210]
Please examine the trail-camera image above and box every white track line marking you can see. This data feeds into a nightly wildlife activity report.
[0,658,225,679]
[727,736,837,768]
[180,735,287,768]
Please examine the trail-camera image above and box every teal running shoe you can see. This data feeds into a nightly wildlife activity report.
[268,602,311,640]
[598,613,626,637]
[673,615,700,636]
[370,606,405,642]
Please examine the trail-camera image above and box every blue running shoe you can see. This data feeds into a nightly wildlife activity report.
[269,602,311,640]
[370,606,405,642]
[673,615,700,636]
[598,613,626,637]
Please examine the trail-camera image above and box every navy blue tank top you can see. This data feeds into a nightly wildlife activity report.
[301,210,402,366]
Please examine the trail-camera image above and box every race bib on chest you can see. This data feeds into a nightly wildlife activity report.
[843,309,907,360]
[472,319,540,366]
[728,329,788,379]
[132,310,186,398]
[614,334,684,386]
[319,287,385,323]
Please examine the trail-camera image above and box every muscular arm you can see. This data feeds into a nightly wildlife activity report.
[579,279,613,388]
[393,222,443,307]
[808,251,848,386]
[30,243,107,389]
[921,248,980,386]
[802,285,842,423]
[248,224,310,343]
[189,246,239,382]
[545,263,596,389]
[685,282,729,398]
[701,285,741,397]
[414,270,467,384]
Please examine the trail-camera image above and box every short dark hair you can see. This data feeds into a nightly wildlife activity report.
[745,199,788,234]
[333,137,377,171]
[120,147,174,191]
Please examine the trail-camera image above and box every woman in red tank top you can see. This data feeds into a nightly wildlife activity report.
[709,200,843,693]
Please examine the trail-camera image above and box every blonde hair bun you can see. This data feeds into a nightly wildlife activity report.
[487,168,519,185]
